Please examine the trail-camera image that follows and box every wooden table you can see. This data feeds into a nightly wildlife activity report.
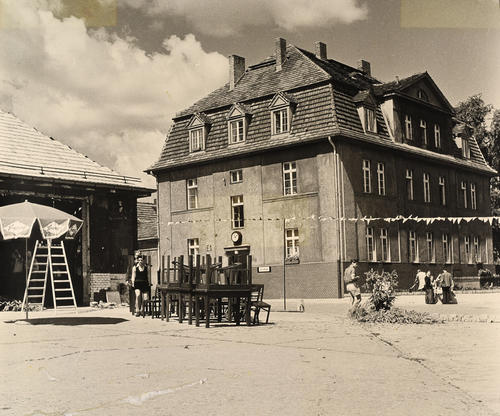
[157,283,252,328]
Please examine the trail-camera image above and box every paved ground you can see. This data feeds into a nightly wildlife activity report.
[1,293,499,416]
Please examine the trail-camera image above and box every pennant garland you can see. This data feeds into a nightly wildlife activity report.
[162,216,500,225]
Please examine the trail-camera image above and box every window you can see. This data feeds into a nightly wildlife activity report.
[285,228,299,258]
[189,128,204,152]
[187,238,199,260]
[462,138,470,159]
[442,233,451,263]
[187,178,198,209]
[406,169,414,201]
[362,160,371,193]
[461,181,468,208]
[434,124,441,148]
[417,89,429,101]
[420,120,427,145]
[404,115,413,140]
[423,173,431,203]
[230,169,243,184]
[365,108,376,133]
[470,183,477,210]
[464,236,472,264]
[377,162,386,196]
[229,119,245,143]
[283,162,297,195]
[409,230,418,262]
[231,195,244,228]
[272,108,289,134]
[380,228,390,262]
[473,236,481,262]
[438,176,446,206]
[426,232,435,263]
[366,227,376,261]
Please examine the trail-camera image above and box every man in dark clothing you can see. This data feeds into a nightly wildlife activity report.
[440,268,453,304]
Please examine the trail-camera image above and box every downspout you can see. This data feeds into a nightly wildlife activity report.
[328,136,344,298]
[155,176,160,286]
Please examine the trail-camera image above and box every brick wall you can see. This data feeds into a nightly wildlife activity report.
[90,273,127,300]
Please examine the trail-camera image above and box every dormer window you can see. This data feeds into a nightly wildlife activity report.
[227,103,250,144]
[229,119,244,143]
[189,128,204,152]
[462,137,470,159]
[273,108,289,134]
[187,113,210,153]
[365,108,377,133]
[353,90,378,134]
[269,92,294,135]
[417,89,429,102]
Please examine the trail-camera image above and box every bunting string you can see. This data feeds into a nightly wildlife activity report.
[163,215,500,226]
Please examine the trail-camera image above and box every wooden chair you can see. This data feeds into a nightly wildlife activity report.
[249,284,271,324]
[143,286,161,319]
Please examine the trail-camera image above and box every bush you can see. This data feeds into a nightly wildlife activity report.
[363,269,399,311]
[350,306,443,324]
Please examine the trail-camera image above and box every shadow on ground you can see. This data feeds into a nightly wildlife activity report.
[5,317,129,326]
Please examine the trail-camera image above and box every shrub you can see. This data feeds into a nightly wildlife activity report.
[363,269,399,311]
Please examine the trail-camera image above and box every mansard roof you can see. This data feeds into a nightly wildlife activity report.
[149,43,495,176]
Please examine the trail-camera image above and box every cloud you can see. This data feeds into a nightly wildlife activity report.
[122,0,368,36]
[0,0,228,188]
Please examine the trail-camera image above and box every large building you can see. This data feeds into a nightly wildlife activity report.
[0,110,154,304]
[148,39,496,298]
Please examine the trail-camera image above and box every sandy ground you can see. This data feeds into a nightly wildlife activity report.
[1,293,499,416]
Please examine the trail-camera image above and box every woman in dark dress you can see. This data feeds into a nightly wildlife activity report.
[424,271,435,304]
[131,255,150,316]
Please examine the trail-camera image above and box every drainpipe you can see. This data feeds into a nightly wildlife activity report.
[328,136,344,298]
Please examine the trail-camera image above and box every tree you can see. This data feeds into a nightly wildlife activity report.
[456,95,499,263]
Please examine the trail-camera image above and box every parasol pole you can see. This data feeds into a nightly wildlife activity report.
[25,238,28,320]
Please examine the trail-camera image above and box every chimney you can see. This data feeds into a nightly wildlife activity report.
[315,41,327,60]
[357,59,371,77]
[229,55,245,91]
[275,37,286,71]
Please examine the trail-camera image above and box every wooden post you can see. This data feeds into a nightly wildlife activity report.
[195,254,201,285]
[179,255,184,284]
[204,295,210,328]
[195,296,200,327]
[172,256,176,283]
[247,255,252,285]
[206,254,212,285]
[161,255,165,284]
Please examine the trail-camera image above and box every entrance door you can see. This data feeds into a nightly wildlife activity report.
[225,249,250,285]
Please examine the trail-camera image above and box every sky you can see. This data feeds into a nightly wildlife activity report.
[0,0,499,189]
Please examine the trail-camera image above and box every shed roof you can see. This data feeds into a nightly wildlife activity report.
[0,110,154,194]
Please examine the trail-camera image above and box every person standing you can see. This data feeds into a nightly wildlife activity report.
[410,269,426,292]
[440,268,453,304]
[131,255,150,316]
[424,271,435,304]
[344,259,361,306]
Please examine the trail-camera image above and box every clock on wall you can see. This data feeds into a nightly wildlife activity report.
[231,231,242,245]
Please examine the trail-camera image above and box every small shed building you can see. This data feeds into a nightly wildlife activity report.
[0,110,154,305]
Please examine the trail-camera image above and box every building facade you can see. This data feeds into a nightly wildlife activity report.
[149,39,496,298]
[0,110,154,304]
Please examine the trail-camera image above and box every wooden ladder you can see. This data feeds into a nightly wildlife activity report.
[22,240,49,311]
[49,241,78,313]
[22,240,78,313]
